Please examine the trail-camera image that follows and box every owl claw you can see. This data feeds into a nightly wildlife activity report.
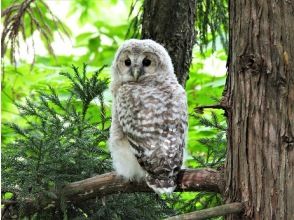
[147,183,176,195]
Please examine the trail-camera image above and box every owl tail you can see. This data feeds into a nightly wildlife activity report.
[146,174,177,195]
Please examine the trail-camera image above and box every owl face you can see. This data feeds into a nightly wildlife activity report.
[116,49,160,82]
[112,39,174,83]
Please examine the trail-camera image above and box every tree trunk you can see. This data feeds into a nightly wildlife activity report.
[224,1,294,219]
[141,0,196,86]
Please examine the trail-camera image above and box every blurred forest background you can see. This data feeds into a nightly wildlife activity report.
[1,0,228,219]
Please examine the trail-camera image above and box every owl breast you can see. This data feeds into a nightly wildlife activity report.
[113,78,187,194]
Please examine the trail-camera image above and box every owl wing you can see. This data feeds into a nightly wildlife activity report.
[116,83,188,193]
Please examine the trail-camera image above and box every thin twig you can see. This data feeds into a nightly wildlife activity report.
[195,104,227,114]
[1,200,17,205]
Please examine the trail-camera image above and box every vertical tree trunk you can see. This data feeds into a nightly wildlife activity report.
[224,1,294,219]
[142,0,196,86]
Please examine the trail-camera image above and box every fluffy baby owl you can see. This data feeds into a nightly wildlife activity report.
[109,39,188,194]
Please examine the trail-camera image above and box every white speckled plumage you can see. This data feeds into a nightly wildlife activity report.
[109,39,188,194]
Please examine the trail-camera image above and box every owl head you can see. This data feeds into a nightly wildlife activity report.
[111,39,174,83]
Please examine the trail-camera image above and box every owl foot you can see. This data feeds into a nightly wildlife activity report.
[147,184,176,195]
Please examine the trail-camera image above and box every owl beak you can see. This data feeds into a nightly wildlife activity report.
[131,67,143,81]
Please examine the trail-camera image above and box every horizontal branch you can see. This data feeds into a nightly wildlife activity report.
[63,168,224,202]
[1,200,17,205]
[2,169,224,215]
[165,202,244,220]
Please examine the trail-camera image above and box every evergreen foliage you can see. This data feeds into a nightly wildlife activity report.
[192,111,226,169]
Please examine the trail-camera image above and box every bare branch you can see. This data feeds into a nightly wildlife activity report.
[165,202,244,220]
[1,200,17,206]
[62,169,224,203]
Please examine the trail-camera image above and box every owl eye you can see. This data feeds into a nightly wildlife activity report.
[142,58,151,67]
[125,59,131,66]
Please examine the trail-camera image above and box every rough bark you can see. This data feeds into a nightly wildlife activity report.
[142,0,196,86]
[224,1,294,219]
[2,169,224,217]
[62,169,223,201]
